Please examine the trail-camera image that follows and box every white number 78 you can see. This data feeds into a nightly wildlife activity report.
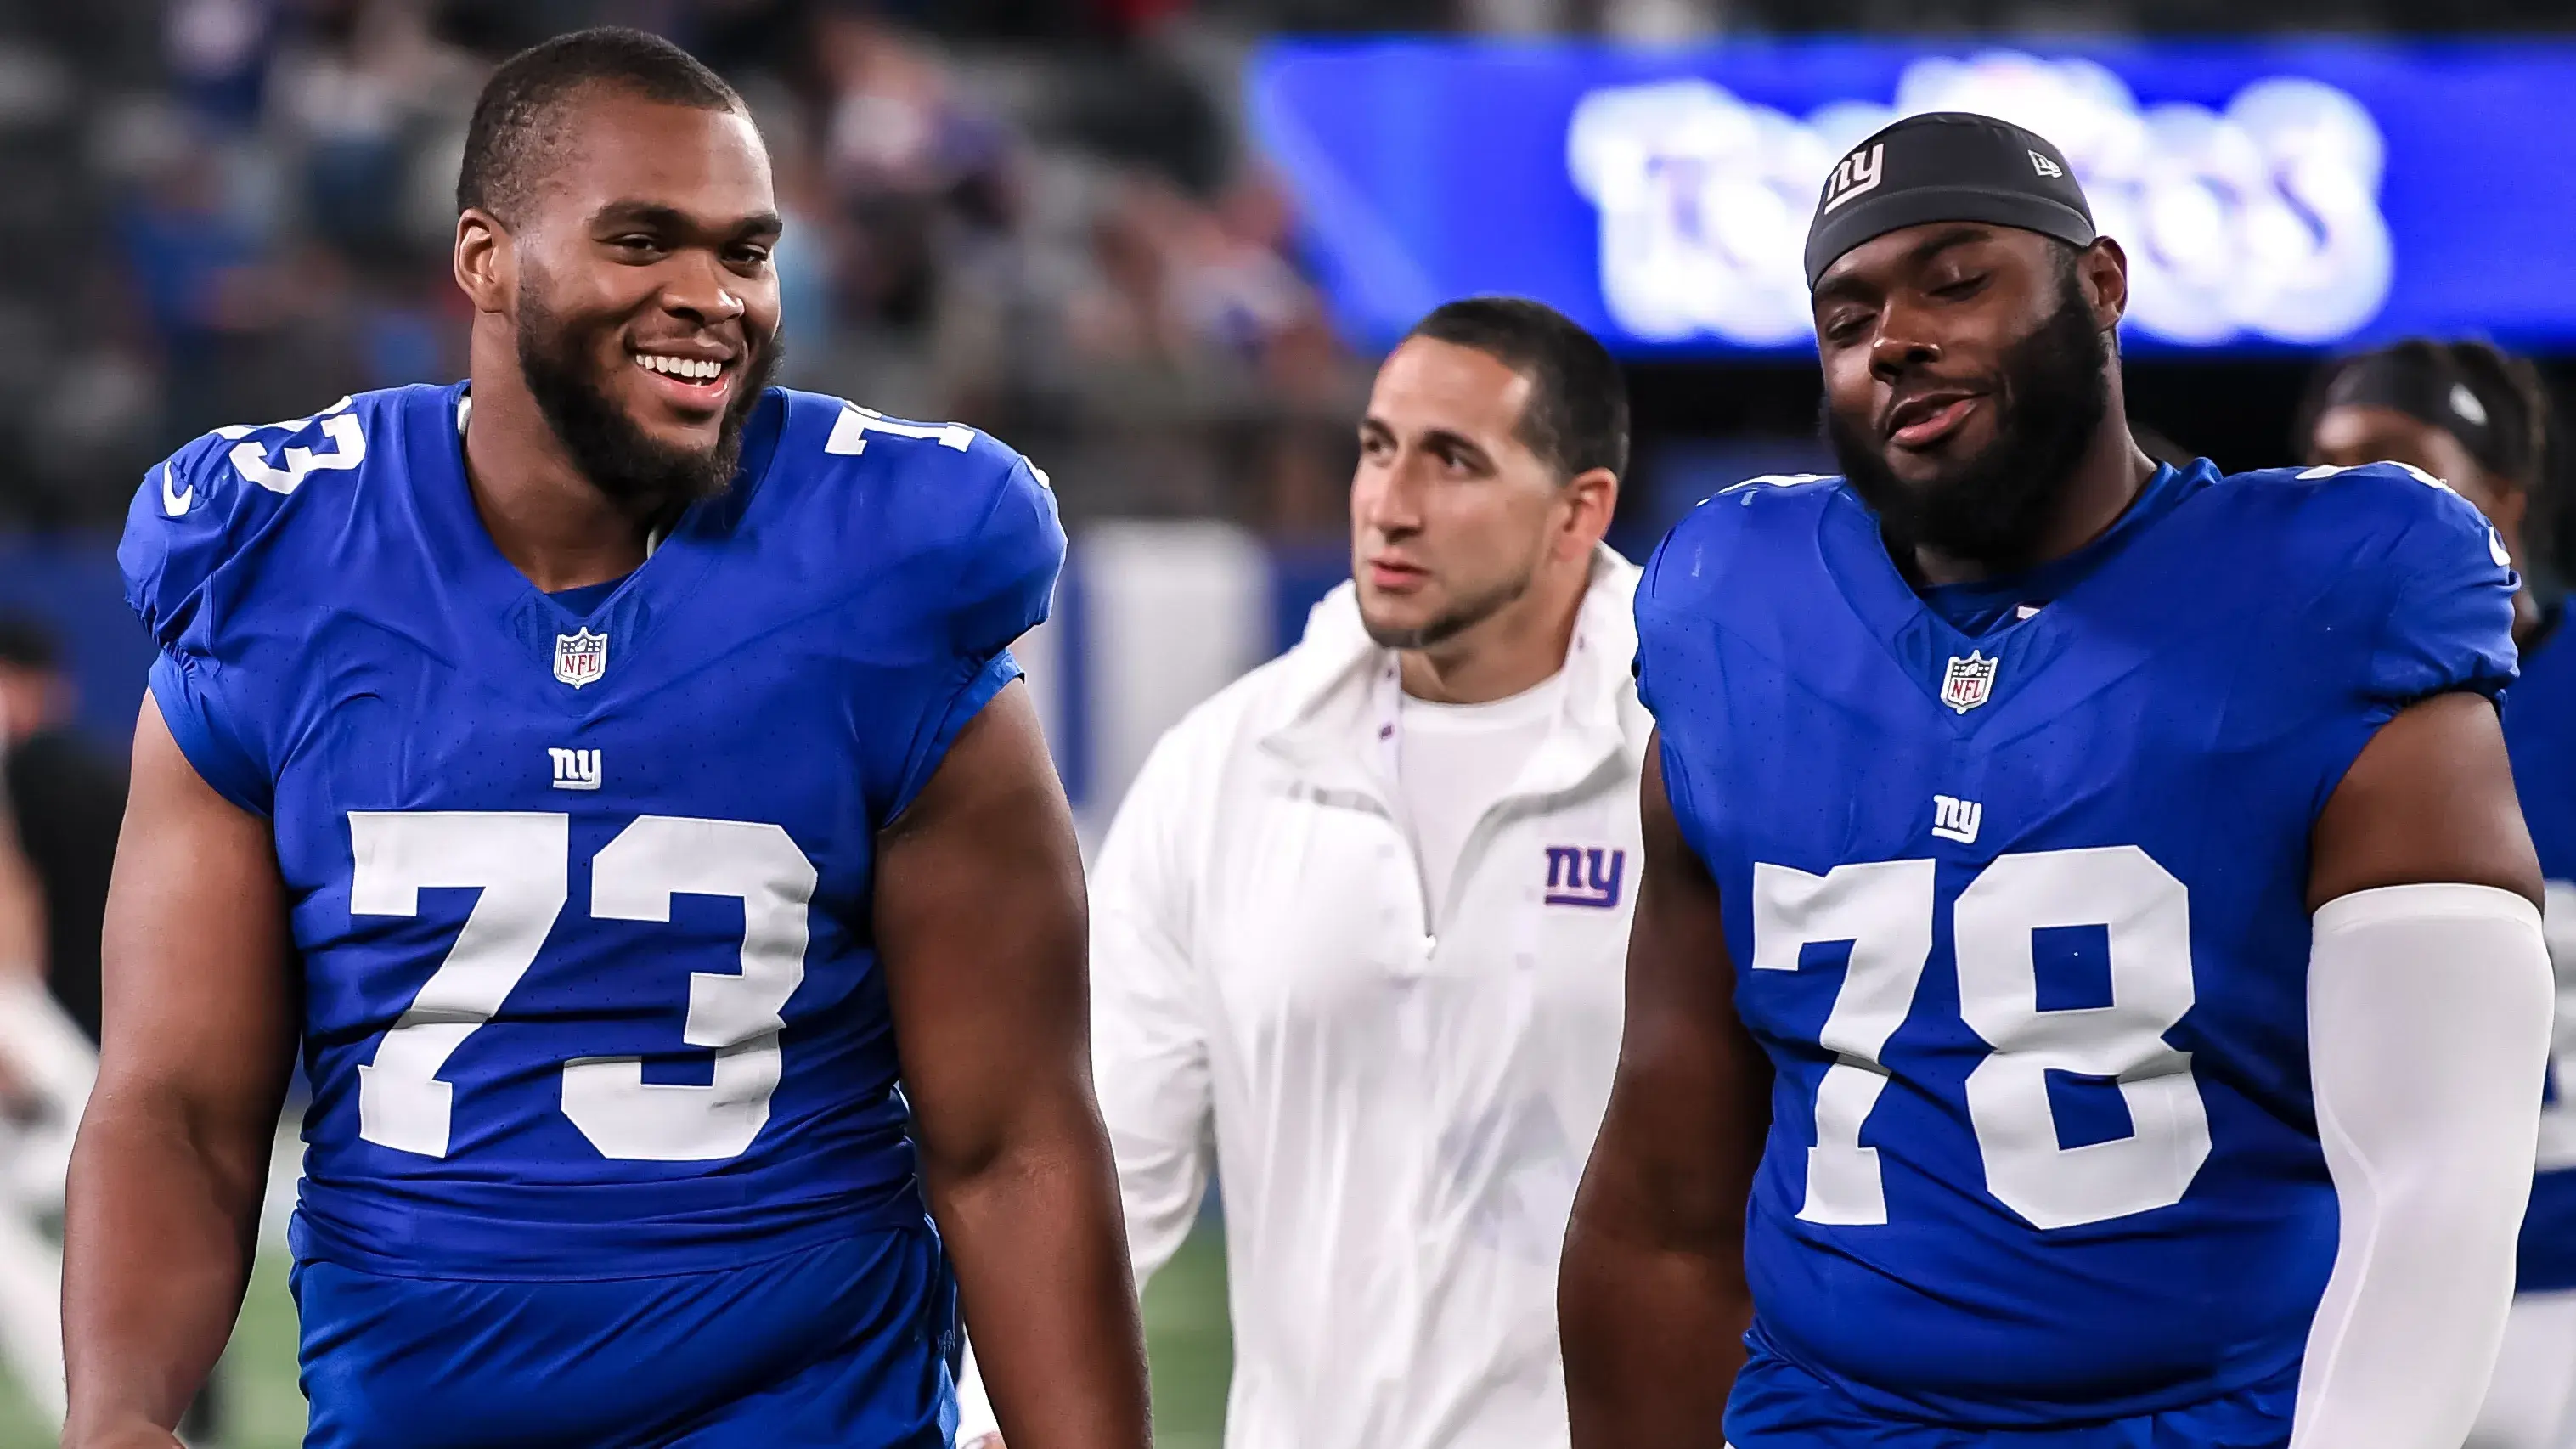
[1755,844,2211,1231]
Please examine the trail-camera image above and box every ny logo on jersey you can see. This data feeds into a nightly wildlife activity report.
[1931,794,1982,844]
[554,628,609,690]
[1941,651,1999,714]
[1544,846,1627,909]
[549,747,601,792]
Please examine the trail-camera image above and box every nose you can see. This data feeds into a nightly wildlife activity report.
[1869,298,1941,382]
[1355,449,1425,540]
[662,251,747,329]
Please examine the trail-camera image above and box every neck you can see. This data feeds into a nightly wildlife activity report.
[1909,411,2156,589]
[461,329,655,594]
[1396,554,1590,705]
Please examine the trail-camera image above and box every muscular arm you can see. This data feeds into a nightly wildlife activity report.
[2291,691,2551,1449]
[1561,740,1768,1448]
[2308,691,2540,911]
[62,699,296,1449]
[877,680,1151,1449]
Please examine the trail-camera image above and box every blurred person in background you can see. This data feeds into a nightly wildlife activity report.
[0,694,100,1432]
[0,616,130,1046]
[1566,112,2551,1449]
[961,296,1642,1449]
[2302,338,2573,1449]
[0,617,149,1435]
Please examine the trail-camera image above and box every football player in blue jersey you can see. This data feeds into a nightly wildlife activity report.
[60,28,1149,1449]
[2303,338,2575,1449]
[1561,110,2557,1449]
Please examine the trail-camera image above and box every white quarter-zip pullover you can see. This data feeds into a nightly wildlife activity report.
[963,548,1648,1449]
[1398,669,1569,930]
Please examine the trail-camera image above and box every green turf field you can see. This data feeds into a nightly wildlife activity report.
[0,1221,1233,1449]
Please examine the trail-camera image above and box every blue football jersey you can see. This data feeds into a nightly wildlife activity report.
[121,382,1062,1280]
[2506,619,2576,1293]
[1635,459,2517,1429]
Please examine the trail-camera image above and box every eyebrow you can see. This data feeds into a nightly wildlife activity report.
[1814,225,1997,307]
[1419,427,1492,465]
[1902,224,1995,268]
[1360,418,1493,462]
[592,200,785,238]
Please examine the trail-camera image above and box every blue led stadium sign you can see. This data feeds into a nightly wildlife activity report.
[1249,40,2576,355]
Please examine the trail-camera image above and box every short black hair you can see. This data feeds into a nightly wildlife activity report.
[1404,296,1629,482]
[0,613,59,673]
[457,27,747,225]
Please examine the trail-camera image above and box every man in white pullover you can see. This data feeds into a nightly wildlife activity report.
[961,296,1644,1449]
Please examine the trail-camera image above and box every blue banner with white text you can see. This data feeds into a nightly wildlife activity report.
[1249,39,2576,355]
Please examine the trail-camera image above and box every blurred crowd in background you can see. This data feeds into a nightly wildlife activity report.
[0,0,2561,538]
[0,0,1377,537]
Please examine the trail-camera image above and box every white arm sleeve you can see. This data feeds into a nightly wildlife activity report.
[2291,882,2554,1449]
[953,730,1218,1446]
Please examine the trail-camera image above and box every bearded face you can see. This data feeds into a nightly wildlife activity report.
[514,259,781,519]
[1826,262,2111,574]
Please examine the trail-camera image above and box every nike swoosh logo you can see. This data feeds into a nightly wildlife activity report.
[161,465,192,517]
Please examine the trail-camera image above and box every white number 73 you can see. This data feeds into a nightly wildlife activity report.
[352,811,815,1162]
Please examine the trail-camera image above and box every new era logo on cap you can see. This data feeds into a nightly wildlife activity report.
[2029,149,2065,178]
[1821,142,1885,214]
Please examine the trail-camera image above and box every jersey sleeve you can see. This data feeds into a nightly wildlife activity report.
[883,452,1065,819]
[146,650,273,815]
[120,430,288,651]
[1632,488,1739,727]
[1632,488,1762,875]
[117,415,324,816]
[2348,464,2520,715]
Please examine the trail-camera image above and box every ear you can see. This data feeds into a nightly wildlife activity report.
[454,207,515,316]
[1558,465,1621,560]
[2082,236,2130,333]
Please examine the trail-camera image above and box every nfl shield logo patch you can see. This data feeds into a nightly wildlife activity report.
[554,627,609,690]
[1940,651,1998,714]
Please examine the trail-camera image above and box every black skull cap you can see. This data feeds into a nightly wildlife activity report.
[1805,110,2096,290]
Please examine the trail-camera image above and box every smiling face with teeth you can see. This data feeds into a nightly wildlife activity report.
[458,83,785,517]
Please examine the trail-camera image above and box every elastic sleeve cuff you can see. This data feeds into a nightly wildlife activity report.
[149,651,272,817]
[887,649,1025,822]
[2312,880,2543,936]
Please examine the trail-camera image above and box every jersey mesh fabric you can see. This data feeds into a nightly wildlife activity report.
[121,382,1063,1280]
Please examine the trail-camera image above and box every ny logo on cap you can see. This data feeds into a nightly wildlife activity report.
[2028,149,2065,178]
[1821,142,1885,214]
